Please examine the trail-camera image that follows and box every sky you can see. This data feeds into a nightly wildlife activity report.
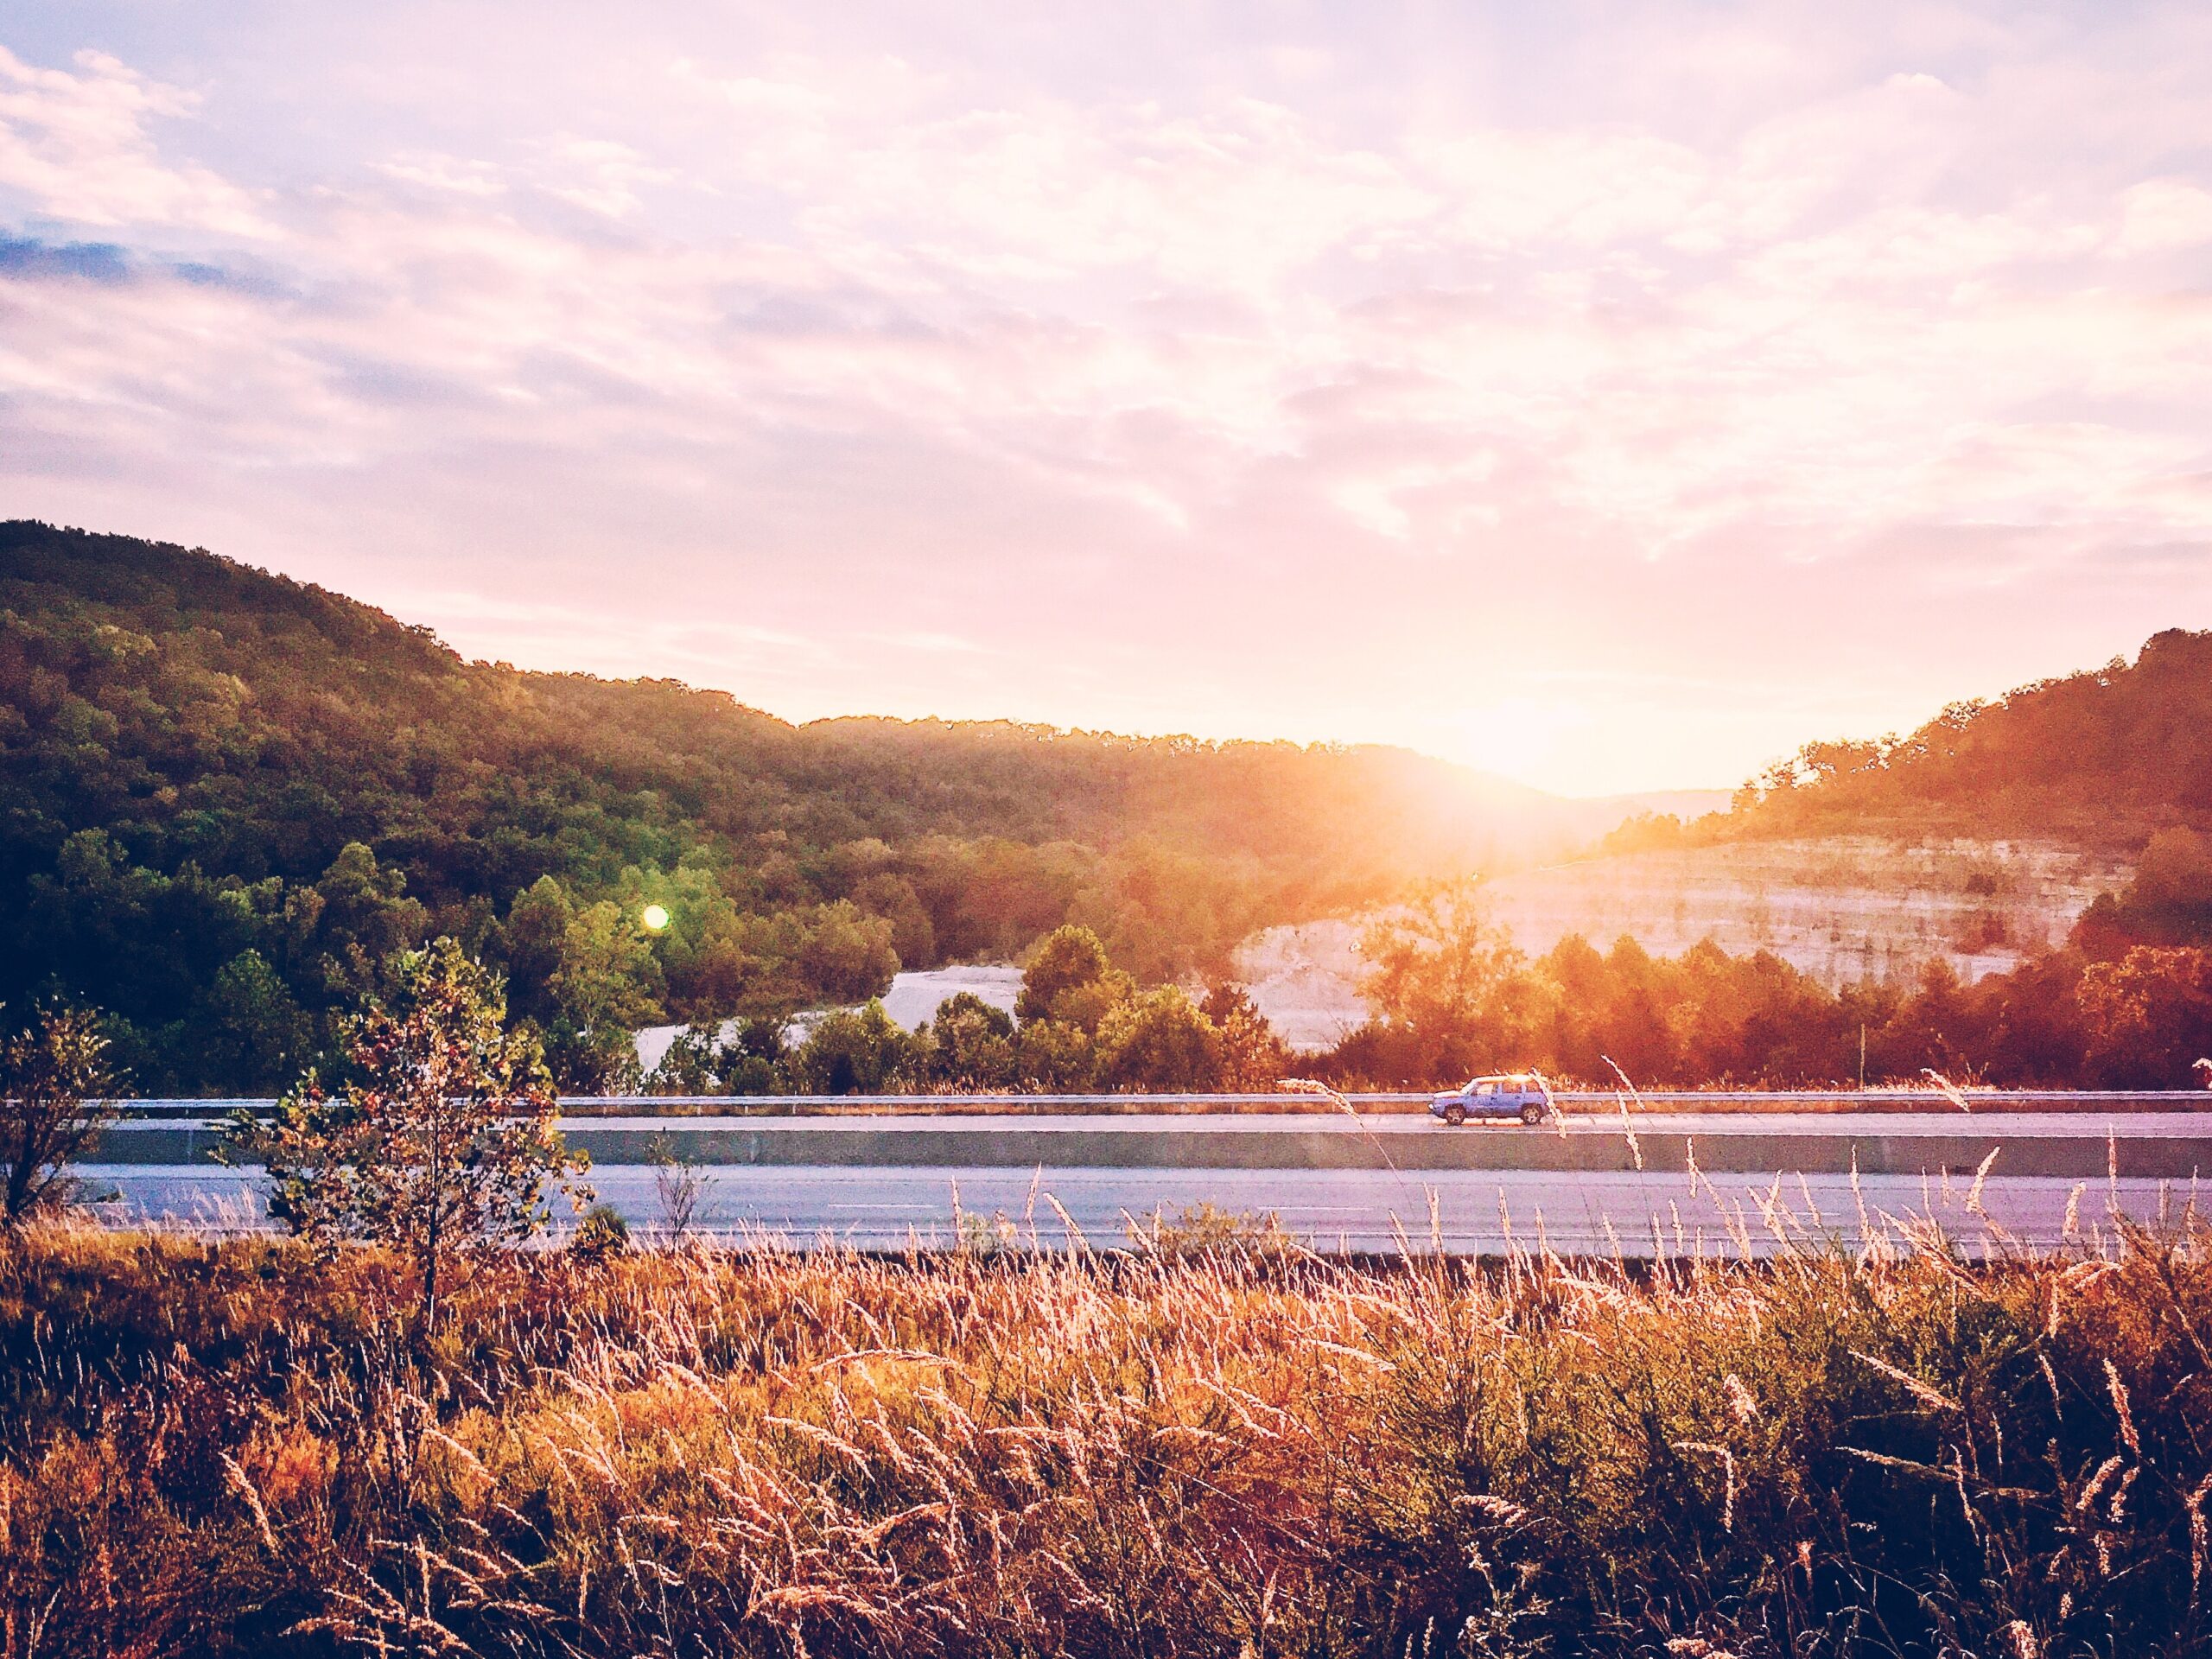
[3,3,2210,798]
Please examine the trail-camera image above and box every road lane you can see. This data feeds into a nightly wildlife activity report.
[79,1163,2196,1256]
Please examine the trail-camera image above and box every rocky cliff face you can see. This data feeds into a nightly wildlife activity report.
[1234,836,2133,1049]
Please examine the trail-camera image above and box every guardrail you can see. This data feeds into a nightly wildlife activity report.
[104,1090,2212,1120]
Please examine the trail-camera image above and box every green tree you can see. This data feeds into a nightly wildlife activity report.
[1,1002,118,1225]
[929,992,1018,1090]
[227,938,590,1328]
[539,899,664,1092]
[313,842,430,994]
[1096,988,1224,1092]
[788,1001,917,1096]
[499,875,574,1024]
[554,900,666,1033]
[194,950,313,1093]
[713,1016,791,1095]
[1016,925,1113,1021]
[645,1020,729,1095]
[796,900,900,1003]
[1014,1018,1096,1091]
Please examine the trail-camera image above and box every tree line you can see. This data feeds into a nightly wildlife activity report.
[645,923,1288,1096]
[1617,626,2212,850]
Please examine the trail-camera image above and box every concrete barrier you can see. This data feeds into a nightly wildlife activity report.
[88,1112,2212,1180]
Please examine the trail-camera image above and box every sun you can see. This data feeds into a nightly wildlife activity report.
[641,903,671,932]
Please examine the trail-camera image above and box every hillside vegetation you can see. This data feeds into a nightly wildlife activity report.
[1725,628,2212,844]
[10,522,2211,1095]
[0,521,1592,1092]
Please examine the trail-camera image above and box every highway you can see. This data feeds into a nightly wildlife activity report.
[77,1098,2212,1256]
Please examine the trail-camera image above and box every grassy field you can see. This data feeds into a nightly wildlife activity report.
[3,1219,2210,1656]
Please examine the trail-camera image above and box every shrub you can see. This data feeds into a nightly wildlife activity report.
[570,1203,631,1259]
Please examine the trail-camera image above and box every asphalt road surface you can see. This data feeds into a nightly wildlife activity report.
[79,1162,2196,1257]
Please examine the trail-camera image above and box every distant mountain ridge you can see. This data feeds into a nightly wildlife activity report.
[0,519,1636,895]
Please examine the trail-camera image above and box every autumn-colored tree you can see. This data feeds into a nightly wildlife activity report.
[1,1001,117,1226]
[1357,877,1549,1080]
[227,938,589,1329]
[2078,945,2212,1088]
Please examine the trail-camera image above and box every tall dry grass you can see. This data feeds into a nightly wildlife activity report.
[3,1217,2211,1656]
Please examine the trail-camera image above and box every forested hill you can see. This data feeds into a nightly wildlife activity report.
[1714,628,2212,845]
[0,519,1602,1090]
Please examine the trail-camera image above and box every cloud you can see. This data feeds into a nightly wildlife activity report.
[2115,178,2212,253]
[3,4,2212,792]
[0,47,273,235]
[0,232,130,280]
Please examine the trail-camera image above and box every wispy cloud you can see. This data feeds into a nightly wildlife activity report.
[2,3,2210,791]
[0,47,272,235]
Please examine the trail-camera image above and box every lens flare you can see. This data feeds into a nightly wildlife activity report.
[641,903,670,931]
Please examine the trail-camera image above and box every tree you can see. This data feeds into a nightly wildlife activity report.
[540,899,664,1093]
[1200,983,1290,1090]
[714,1016,791,1095]
[499,874,574,1024]
[787,1001,917,1096]
[2086,829,2212,950]
[313,842,430,995]
[1015,1018,1096,1090]
[1096,988,1224,1092]
[796,900,900,1003]
[854,871,938,968]
[554,900,666,1033]
[1,1002,118,1225]
[227,938,590,1329]
[1357,878,1545,1082]
[194,949,313,1093]
[1017,925,1114,1022]
[929,992,1019,1090]
[645,1020,730,1095]
[2078,946,2212,1088]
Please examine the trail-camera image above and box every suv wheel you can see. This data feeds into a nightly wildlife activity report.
[1520,1102,1543,1126]
[1443,1103,1467,1127]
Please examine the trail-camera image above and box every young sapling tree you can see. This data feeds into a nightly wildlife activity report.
[228,937,590,1327]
